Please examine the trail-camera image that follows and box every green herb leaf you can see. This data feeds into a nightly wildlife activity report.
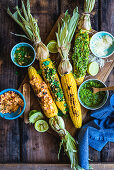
[37,69,42,75]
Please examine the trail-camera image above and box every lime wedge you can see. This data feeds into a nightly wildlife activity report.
[47,40,58,53]
[35,120,49,132]
[87,62,99,76]
[29,110,44,124]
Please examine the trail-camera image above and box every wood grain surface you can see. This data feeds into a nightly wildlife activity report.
[23,83,30,124]
[0,163,114,170]
[0,0,114,167]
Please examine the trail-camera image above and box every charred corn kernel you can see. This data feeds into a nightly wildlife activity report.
[28,66,58,118]
[39,58,67,114]
[61,73,82,128]
[72,30,90,85]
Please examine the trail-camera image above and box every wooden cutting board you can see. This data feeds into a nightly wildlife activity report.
[18,14,114,137]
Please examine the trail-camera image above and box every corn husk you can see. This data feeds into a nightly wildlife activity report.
[56,8,79,76]
[58,58,73,76]
[78,0,96,31]
[7,0,49,60]
[49,116,83,170]
[34,41,49,60]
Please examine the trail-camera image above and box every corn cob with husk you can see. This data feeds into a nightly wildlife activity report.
[56,8,82,128]
[28,66,58,118]
[71,0,95,85]
[7,0,67,114]
[49,116,83,170]
[72,30,90,85]
[78,0,96,31]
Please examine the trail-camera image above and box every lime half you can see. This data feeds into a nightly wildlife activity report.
[29,110,44,124]
[87,62,99,76]
[35,120,49,132]
[47,40,58,53]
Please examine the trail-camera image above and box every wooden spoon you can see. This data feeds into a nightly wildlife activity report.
[92,86,114,94]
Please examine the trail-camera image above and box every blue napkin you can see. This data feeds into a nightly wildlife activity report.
[78,94,114,170]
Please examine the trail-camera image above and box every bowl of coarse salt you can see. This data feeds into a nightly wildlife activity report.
[90,31,114,58]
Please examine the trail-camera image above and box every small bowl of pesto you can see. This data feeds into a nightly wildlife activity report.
[78,79,109,110]
[11,42,36,67]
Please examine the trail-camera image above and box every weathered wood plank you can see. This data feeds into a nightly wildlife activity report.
[101,69,114,162]
[89,147,101,162]
[100,0,114,163]
[100,0,114,34]
[101,142,114,162]
[23,83,30,124]
[0,0,20,163]
[61,0,99,31]
[0,163,113,170]
[60,0,83,14]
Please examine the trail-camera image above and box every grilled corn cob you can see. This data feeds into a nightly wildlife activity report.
[7,1,67,114]
[56,8,82,128]
[61,73,82,128]
[72,30,90,85]
[28,66,58,118]
[39,58,67,114]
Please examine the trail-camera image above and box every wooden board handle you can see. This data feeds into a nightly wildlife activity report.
[23,83,31,124]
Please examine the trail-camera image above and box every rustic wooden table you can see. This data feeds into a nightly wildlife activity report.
[0,0,114,169]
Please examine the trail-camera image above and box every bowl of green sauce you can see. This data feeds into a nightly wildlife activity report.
[78,79,109,110]
[11,42,36,67]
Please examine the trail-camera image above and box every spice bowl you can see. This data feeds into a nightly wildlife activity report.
[11,42,36,67]
[78,79,109,110]
[0,89,26,120]
[90,31,114,58]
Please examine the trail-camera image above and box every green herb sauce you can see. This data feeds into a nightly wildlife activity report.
[72,30,90,78]
[79,80,106,107]
[14,46,34,66]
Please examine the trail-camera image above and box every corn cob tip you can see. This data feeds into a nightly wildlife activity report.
[28,66,33,70]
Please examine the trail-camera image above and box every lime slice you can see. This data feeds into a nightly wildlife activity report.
[35,120,49,132]
[29,110,44,124]
[47,40,58,53]
[87,62,99,76]
[29,110,38,117]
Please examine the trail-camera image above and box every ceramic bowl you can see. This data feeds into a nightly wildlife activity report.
[11,42,36,67]
[78,79,109,110]
[0,89,26,120]
[90,31,114,58]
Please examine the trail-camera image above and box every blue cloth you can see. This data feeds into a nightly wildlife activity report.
[78,94,114,170]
